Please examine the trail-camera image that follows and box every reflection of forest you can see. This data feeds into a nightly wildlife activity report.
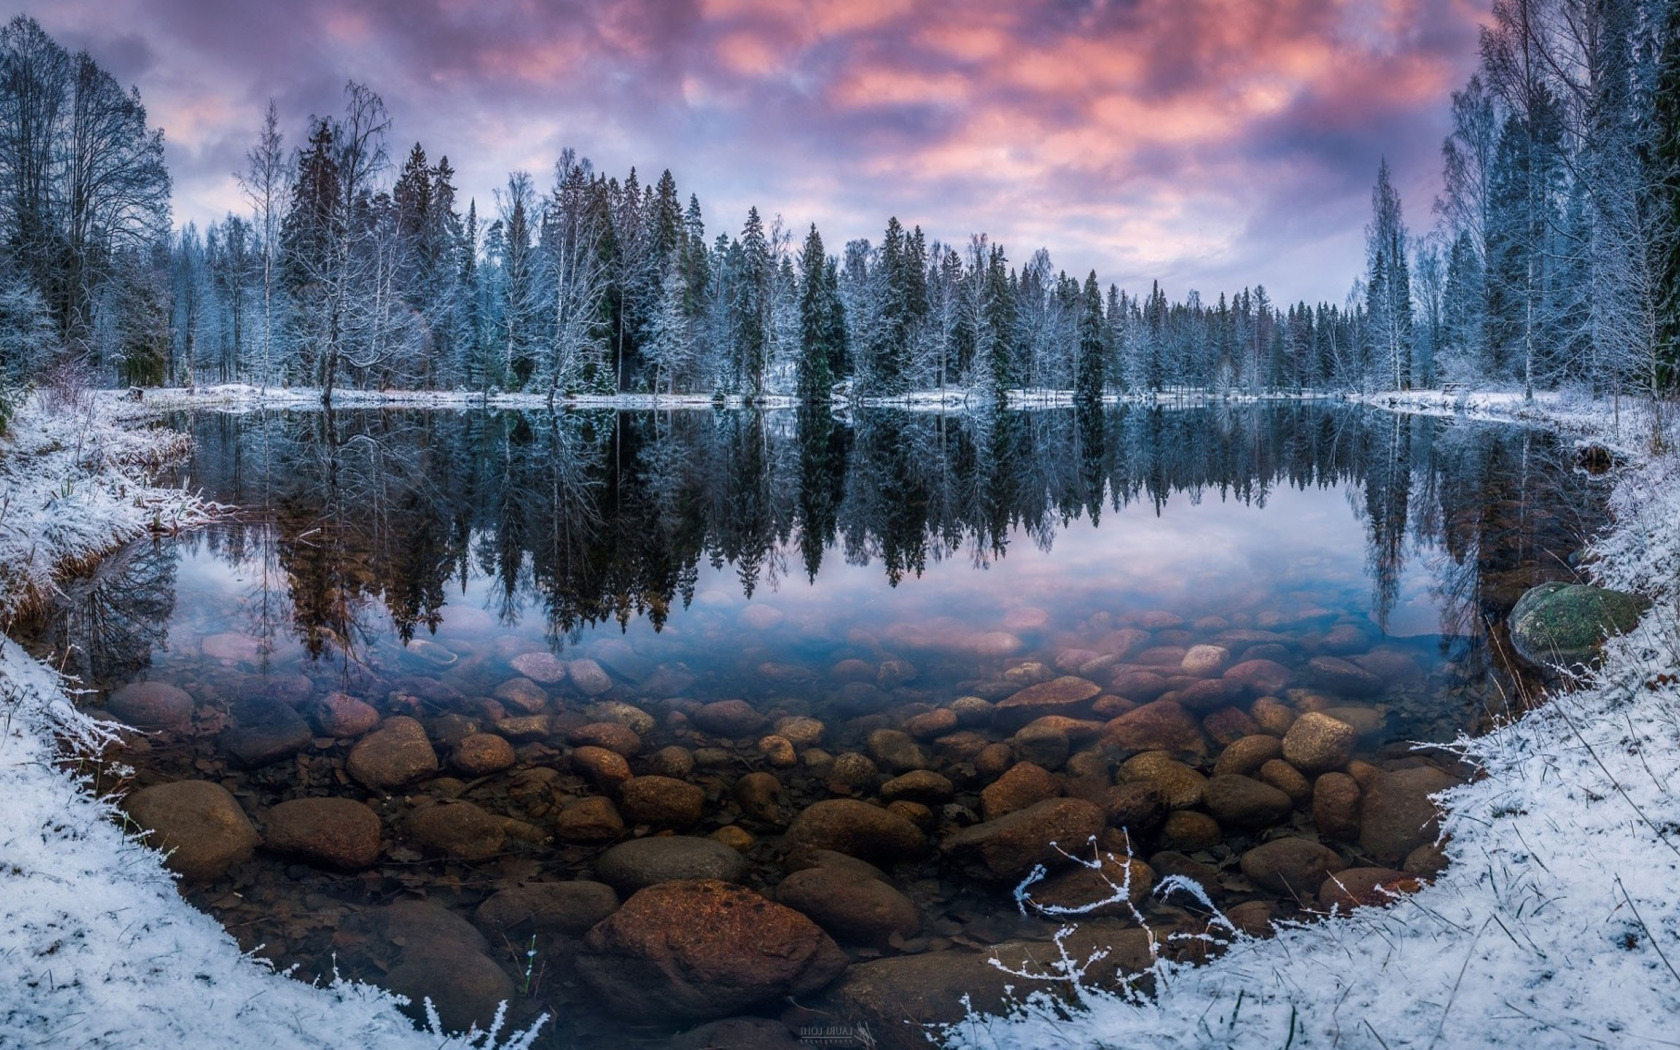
[134,404,1604,671]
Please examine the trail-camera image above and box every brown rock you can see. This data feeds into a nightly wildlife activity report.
[1280,712,1357,773]
[568,722,642,756]
[1305,656,1384,697]
[619,775,706,827]
[880,770,955,805]
[346,716,438,791]
[1117,752,1207,809]
[263,797,380,870]
[568,658,614,696]
[1202,774,1294,828]
[511,650,568,684]
[1202,706,1262,746]
[1240,837,1345,896]
[1404,842,1450,878]
[492,677,549,714]
[645,745,697,777]
[693,699,767,737]
[476,881,620,938]
[1312,771,1362,841]
[124,780,259,881]
[1223,659,1294,696]
[108,680,194,728]
[758,734,798,767]
[975,742,1014,779]
[783,799,926,865]
[311,691,379,737]
[578,880,849,1022]
[866,729,929,773]
[1258,759,1312,805]
[1250,696,1296,735]
[1101,700,1209,760]
[572,745,633,790]
[734,771,784,823]
[1177,678,1248,713]
[981,762,1062,821]
[776,865,919,947]
[385,951,513,1034]
[1181,644,1231,677]
[1359,766,1459,863]
[408,801,505,860]
[556,796,625,841]
[1099,782,1166,834]
[1158,811,1223,852]
[451,733,516,776]
[943,798,1106,881]
[596,836,750,891]
[1213,734,1283,777]
[992,676,1102,731]
[494,714,552,741]
[1110,670,1170,702]
[1025,854,1154,919]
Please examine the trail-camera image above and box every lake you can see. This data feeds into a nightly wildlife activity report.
[35,402,1608,1047]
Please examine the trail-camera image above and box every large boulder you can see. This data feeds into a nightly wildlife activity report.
[124,780,259,881]
[1509,582,1650,668]
[346,716,438,791]
[1359,766,1459,863]
[595,836,749,892]
[263,797,381,869]
[577,880,849,1022]
[782,799,927,865]
[1100,700,1208,760]
[943,797,1105,881]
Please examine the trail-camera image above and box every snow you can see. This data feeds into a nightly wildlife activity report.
[946,388,1680,1049]
[0,392,542,1049]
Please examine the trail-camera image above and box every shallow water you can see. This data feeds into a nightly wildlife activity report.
[36,403,1609,1046]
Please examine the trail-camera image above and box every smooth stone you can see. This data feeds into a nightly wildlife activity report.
[1011,723,1070,769]
[1305,656,1385,697]
[1258,759,1312,805]
[880,769,955,805]
[108,681,193,728]
[1100,700,1209,760]
[1202,774,1294,828]
[571,745,633,790]
[1359,766,1460,863]
[1240,837,1345,896]
[774,715,826,747]
[1025,855,1154,919]
[992,676,1102,730]
[476,881,620,938]
[980,762,1061,821]
[568,658,614,696]
[1098,782,1166,834]
[975,743,1014,779]
[568,721,643,756]
[1280,712,1357,773]
[948,695,994,726]
[668,1019,804,1050]
[866,729,929,773]
[1158,810,1222,852]
[1250,696,1296,735]
[1109,670,1170,702]
[262,797,380,869]
[693,699,767,737]
[511,650,568,684]
[645,745,696,777]
[776,865,920,947]
[1223,659,1294,696]
[556,797,625,841]
[758,734,798,767]
[1116,752,1206,809]
[380,898,487,953]
[1312,771,1362,841]
[828,752,880,786]
[221,699,313,767]
[782,799,927,865]
[1180,644,1231,677]
[408,801,505,860]
[124,780,259,881]
[1176,678,1247,713]
[577,880,849,1022]
[451,732,516,776]
[1202,706,1262,746]
[904,708,959,739]
[1212,734,1283,777]
[596,836,750,892]
[586,699,656,735]
[619,775,706,827]
[942,797,1106,881]
[311,692,380,737]
[492,677,549,714]
[735,771,784,822]
[346,716,438,791]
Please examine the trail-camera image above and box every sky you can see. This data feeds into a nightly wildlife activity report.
[27,0,1486,305]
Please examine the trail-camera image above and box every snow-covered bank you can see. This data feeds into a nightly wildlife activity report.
[949,390,1680,1049]
[0,395,539,1049]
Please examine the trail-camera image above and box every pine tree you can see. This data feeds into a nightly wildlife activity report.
[797,224,832,402]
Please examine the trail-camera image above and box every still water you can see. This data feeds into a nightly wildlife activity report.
[39,403,1607,1046]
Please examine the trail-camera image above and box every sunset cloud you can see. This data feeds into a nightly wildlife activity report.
[28,0,1483,302]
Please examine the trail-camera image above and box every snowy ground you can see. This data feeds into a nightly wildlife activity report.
[0,393,541,1049]
[948,389,1680,1049]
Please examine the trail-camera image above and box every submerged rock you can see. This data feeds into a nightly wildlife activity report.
[107,680,193,729]
[1509,582,1650,668]
[776,864,919,947]
[345,716,438,791]
[476,881,620,938]
[595,836,750,892]
[943,797,1105,881]
[1359,766,1459,863]
[124,780,260,881]
[263,797,381,870]
[782,799,927,865]
[577,879,849,1022]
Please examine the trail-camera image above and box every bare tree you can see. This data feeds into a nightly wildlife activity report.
[238,100,287,391]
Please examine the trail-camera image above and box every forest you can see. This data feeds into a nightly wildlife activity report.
[0,1,1676,406]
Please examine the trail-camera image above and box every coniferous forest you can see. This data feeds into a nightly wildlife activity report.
[0,4,1678,407]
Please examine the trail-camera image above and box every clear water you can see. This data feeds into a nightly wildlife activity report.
[37,403,1609,1046]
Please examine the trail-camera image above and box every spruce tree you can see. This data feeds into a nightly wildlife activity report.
[1076,270,1105,401]
[797,224,832,402]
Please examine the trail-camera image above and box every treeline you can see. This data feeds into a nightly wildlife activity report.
[2,7,1678,406]
[1365,0,1680,399]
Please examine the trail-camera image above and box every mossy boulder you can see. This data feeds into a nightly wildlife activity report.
[1509,583,1650,668]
